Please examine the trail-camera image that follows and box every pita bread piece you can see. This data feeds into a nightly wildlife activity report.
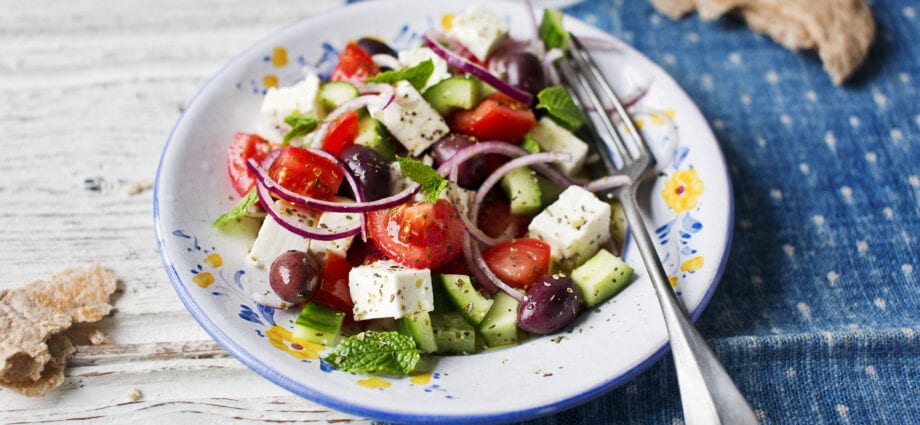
[1,263,117,396]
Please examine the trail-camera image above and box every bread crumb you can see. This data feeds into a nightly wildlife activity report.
[121,180,154,196]
[89,329,111,346]
[650,0,875,84]
[126,388,143,401]
[0,264,117,397]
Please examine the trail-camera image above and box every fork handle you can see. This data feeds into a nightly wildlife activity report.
[620,188,759,425]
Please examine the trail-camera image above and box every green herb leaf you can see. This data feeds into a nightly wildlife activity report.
[520,134,541,154]
[282,112,320,145]
[536,86,586,131]
[396,155,448,203]
[367,59,435,91]
[540,9,569,51]
[213,188,259,227]
[323,331,420,375]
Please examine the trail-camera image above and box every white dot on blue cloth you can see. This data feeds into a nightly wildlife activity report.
[905,6,916,18]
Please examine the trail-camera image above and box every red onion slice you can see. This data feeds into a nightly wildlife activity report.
[423,33,534,105]
[247,158,417,214]
[254,180,361,241]
[583,174,632,193]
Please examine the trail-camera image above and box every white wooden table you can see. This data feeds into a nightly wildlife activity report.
[0,0,369,422]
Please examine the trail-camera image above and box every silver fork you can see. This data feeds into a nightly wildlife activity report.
[555,34,759,425]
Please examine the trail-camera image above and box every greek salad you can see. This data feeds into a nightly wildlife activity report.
[216,5,637,376]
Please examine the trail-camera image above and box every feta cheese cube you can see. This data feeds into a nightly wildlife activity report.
[308,209,360,263]
[371,81,449,156]
[446,5,509,62]
[529,116,589,177]
[248,201,320,268]
[397,47,451,91]
[348,260,435,320]
[257,70,322,143]
[528,186,611,269]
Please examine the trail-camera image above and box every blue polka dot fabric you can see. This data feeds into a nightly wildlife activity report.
[344,0,919,423]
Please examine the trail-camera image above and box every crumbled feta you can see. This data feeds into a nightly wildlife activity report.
[446,5,510,61]
[307,209,360,264]
[257,69,323,144]
[348,260,435,320]
[529,116,590,177]
[528,185,611,269]
[248,201,320,268]
[397,47,451,91]
[371,81,449,156]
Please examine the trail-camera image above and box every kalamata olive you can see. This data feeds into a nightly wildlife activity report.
[504,52,547,96]
[431,134,486,187]
[340,144,391,201]
[269,250,320,304]
[518,275,582,334]
[356,37,398,58]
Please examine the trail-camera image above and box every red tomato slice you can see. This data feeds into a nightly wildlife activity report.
[330,43,379,85]
[227,132,272,196]
[267,146,343,200]
[321,110,359,158]
[367,199,465,269]
[312,252,354,318]
[448,93,536,143]
[481,238,551,289]
[476,195,530,240]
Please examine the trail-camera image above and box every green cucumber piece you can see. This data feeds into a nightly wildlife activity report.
[396,311,438,353]
[430,311,477,355]
[355,114,396,161]
[537,175,564,206]
[293,302,346,346]
[318,81,358,111]
[608,199,627,254]
[422,76,482,115]
[571,249,634,308]
[500,167,542,215]
[439,274,493,325]
[479,291,521,347]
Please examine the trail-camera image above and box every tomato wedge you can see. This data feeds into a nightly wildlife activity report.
[448,93,536,143]
[481,238,551,289]
[321,110,359,158]
[227,132,273,196]
[312,252,354,319]
[330,42,379,85]
[267,146,343,200]
[367,199,465,269]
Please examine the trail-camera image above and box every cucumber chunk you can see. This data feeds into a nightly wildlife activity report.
[355,113,396,161]
[500,167,542,215]
[293,302,346,346]
[396,311,438,353]
[430,311,477,355]
[318,81,358,111]
[479,291,521,347]
[571,249,634,308]
[422,76,482,115]
[439,274,493,325]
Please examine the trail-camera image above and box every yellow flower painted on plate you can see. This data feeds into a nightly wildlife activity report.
[204,253,223,268]
[441,13,455,30]
[263,74,279,89]
[668,275,678,287]
[680,255,704,272]
[410,371,433,385]
[662,169,704,213]
[266,325,323,360]
[358,377,392,389]
[271,47,288,67]
[193,272,215,288]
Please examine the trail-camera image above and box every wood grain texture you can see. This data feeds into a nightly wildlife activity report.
[0,0,369,422]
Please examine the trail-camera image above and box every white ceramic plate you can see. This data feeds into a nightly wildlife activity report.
[154,0,732,423]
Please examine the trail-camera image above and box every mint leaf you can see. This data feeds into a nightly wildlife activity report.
[323,331,420,375]
[520,134,541,154]
[536,86,586,131]
[367,59,435,91]
[213,188,259,227]
[396,155,448,203]
[540,9,569,51]
[282,112,320,145]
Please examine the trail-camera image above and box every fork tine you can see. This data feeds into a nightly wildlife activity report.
[566,33,653,174]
